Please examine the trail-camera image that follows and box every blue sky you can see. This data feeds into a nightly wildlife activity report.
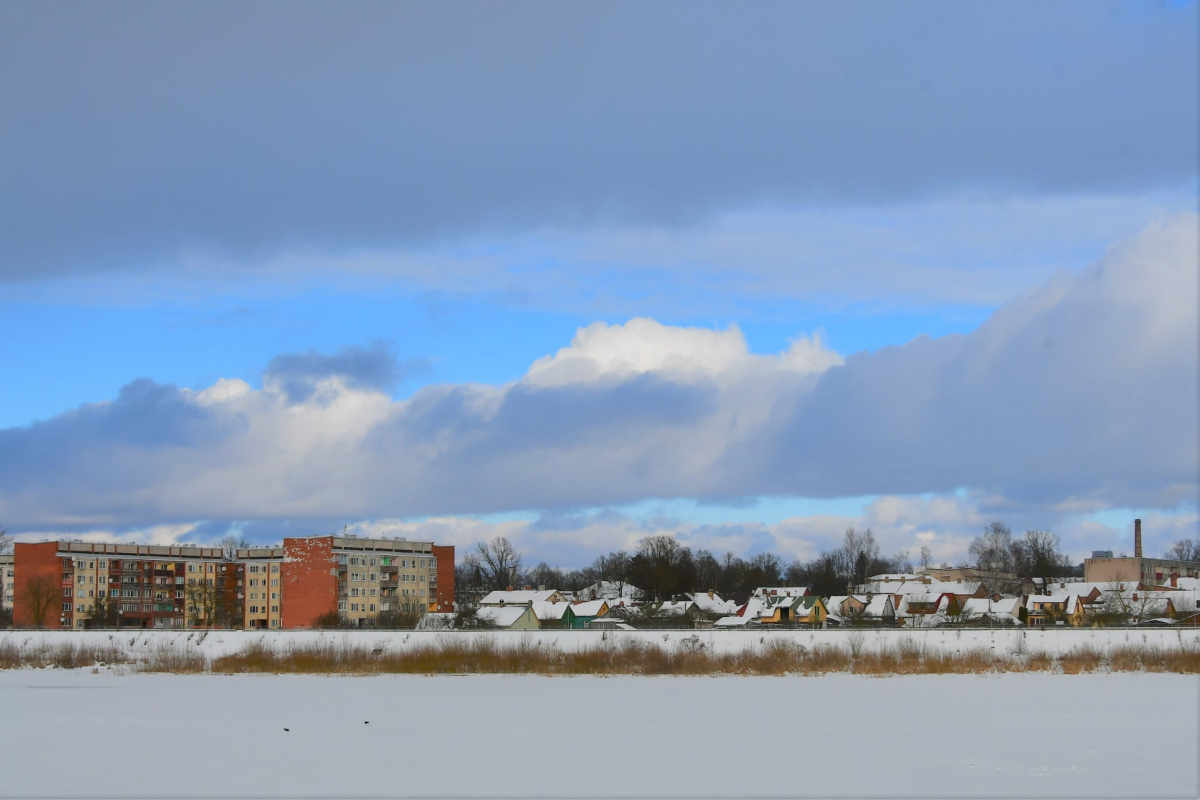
[1,2,1196,567]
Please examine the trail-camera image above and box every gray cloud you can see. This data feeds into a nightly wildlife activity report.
[0,2,1195,282]
[0,217,1194,529]
[263,340,426,403]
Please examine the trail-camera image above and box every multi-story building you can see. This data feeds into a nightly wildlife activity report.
[238,547,283,629]
[1,553,14,617]
[9,534,456,629]
[281,535,454,628]
[12,541,228,629]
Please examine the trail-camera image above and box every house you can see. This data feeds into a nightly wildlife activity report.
[569,599,609,629]
[688,591,737,616]
[960,597,1022,626]
[1024,594,1072,626]
[531,601,576,629]
[479,589,566,606]
[758,595,826,625]
[861,594,895,624]
[475,605,540,630]
[823,595,865,625]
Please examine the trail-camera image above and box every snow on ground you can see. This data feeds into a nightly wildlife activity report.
[2,626,1197,661]
[1,671,1195,798]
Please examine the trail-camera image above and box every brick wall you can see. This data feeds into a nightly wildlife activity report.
[13,542,64,628]
[281,536,337,628]
[432,544,456,612]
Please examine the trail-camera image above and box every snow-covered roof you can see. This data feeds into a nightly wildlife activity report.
[868,573,919,581]
[689,592,737,615]
[480,589,561,606]
[475,606,534,627]
[571,599,608,617]
[531,601,571,621]
[752,586,809,598]
[714,614,756,627]
[863,595,894,617]
[962,597,1020,617]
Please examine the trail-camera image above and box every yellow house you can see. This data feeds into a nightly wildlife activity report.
[760,595,826,625]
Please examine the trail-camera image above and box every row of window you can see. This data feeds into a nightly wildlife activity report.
[246,592,278,600]
[246,605,280,614]
[338,555,432,568]
[247,578,277,587]
[246,564,280,574]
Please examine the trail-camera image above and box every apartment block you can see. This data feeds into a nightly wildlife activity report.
[8,535,456,630]
[1,553,14,615]
[238,547,283,629]
[12,541,230,629]
[281,535,454,628]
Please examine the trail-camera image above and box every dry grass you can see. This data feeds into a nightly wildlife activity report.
[2,635,1196,676]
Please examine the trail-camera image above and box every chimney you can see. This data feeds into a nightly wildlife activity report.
[1134,519,1142,559]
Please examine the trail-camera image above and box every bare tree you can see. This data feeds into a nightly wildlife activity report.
[969,522,1015,573]
[20,574,58,628]
[0,527,11,555]
[1014,529,1071,587]
[1165,538,1200,563]
[466,536,524,592]
[220,534,251,562]
[919,545,933,573]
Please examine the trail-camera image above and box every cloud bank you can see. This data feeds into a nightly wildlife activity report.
[0,216,1195,532]
[1,2,1195,283]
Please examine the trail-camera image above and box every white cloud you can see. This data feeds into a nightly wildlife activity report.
[0,215,1195,534]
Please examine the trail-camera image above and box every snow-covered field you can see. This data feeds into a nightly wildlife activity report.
[2,626,1197,661]
[1,670,1195,798]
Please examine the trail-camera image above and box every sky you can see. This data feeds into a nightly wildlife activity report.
[1,1,1197,569]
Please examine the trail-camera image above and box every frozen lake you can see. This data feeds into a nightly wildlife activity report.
[2,670,1196,798]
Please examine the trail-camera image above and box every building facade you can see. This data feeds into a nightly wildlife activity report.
[8,535,455,630]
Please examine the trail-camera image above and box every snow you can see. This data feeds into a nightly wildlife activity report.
[569,599,608,617]
[0,670,1194,798]
[479,589,561,605]
[474,606,530,627]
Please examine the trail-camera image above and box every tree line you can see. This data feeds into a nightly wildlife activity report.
[455,525,1199,603]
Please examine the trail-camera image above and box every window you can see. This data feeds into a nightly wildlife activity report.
[188,564,196,573]
[270,564,279,573]
[420,574,425,582]
[370,557,377,566]
[369,604,375,612]
[338,601,347,611]
[271,578,278,587]
[271,605,278,614]
[350,587,359,597]
[271,592,277,600]
[337,555,347,565]
[98,576,106,585]
[62,602,72,611]
[369,588,377,597]
[351,603,359,612]
[370,573,377,582]
[350,557,359,566]
[269,619,279,628]
[419,589,425,598]
[63,587,72,597]
[98,560,106,569]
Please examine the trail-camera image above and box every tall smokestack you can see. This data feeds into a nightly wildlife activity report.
[1134,519,1142,559]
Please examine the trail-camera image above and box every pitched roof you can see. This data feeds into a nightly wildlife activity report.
[480,589,561,605]
[531,601,572,621]
[475,605,535,627]
[571,599,609,617]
